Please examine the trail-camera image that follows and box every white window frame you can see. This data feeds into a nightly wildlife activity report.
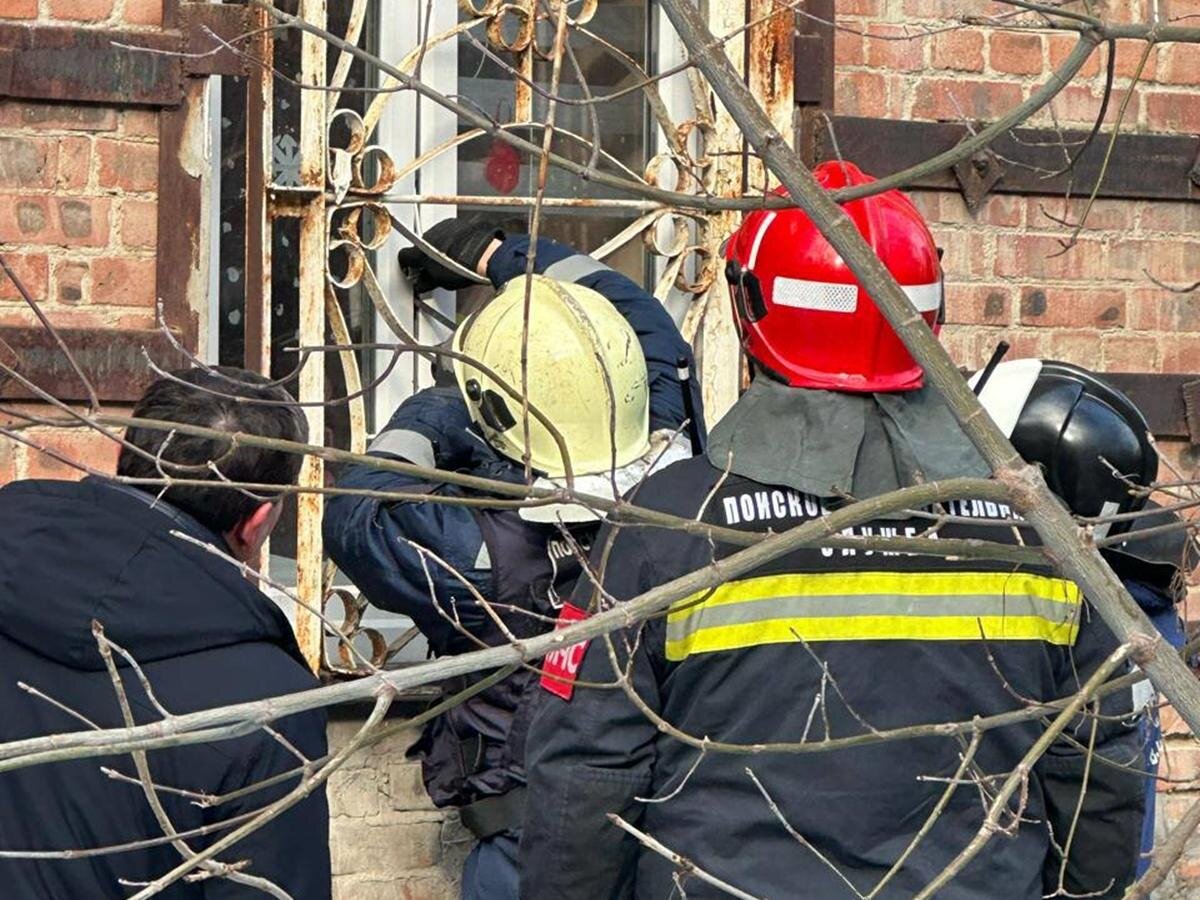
[372,1,695,428]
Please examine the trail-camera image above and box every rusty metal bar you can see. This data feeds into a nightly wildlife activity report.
[293,0,330,672]
[244,4,274,379]
[156,78,208,355]
[689,0,751,422]
[747,0,796,191]
[0,23,183,106]
[0,15,247,107]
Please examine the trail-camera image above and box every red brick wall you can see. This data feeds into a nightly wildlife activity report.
[836,1,1200,886]
[0,1,163,481]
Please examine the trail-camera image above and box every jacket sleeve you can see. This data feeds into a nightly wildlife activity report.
[519,523,665,899]
[1038,601,1145,898]
[488,235,705,437]
[322,386,494,654]
[201,707,331,899]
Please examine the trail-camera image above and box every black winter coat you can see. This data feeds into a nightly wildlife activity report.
[521,455,1144,899]
[0,477,331,898]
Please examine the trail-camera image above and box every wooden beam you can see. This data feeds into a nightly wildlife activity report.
[808,116,1200,202]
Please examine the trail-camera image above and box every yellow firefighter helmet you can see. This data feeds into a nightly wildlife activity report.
[451,274,650,477]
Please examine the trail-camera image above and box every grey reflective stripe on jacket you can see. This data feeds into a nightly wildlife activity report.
[368,428,437,468]
[543,254,611,284]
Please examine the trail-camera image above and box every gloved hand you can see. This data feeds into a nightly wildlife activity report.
[397,218,504,294]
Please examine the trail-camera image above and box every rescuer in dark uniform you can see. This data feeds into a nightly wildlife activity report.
[323,219,704,899]
[519,162,1142,899]
[975,357,1196,883]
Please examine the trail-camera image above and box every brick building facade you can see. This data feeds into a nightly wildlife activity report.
[1,0,1198,894]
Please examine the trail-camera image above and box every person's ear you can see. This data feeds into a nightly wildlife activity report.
[223,501,283,564]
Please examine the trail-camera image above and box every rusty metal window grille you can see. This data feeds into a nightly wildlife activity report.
[226,0,785,672]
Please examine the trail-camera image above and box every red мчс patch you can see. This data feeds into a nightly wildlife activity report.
[539,603,590,700]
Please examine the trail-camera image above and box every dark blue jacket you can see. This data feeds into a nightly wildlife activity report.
[0,477,330,898]
[324,237,703,810]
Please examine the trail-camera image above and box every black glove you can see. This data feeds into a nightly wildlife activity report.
[398,218,504,294]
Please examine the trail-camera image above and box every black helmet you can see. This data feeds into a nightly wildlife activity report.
[1102,500,1198,597]
[971,359,1157,534]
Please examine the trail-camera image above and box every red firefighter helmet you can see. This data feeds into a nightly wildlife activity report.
[724,161,943,393]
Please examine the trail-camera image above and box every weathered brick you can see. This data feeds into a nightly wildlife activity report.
[1102,334,1160,371]
[57,137,92,191]
[331,870,457,900]
[54,260,89,305]
[1159,743,1200,791]
[0,308,107,330]
[0,136,56,189]
[1047,330,1102,369]
[1161,337,1200,374]
[115,310,156,330]
[835,31,865,68]
[837,71,887,117]
[994,234,1106,282]
[24,429,119,481]
[931,29,984,72]
[0,440,14,486]
[1029,198,1134,233]
[0,253,49,302]
[1161,705,1192,738]
[937,192,1022,228]
[988,32,1043,76]
[1111,239,1198,285]
[901,0,1007,17]
[1047,34,1102,79]
[838,0,883,14]
[0,0,36,18]
[330,816,442,877]
[97,140,158,193]
[944,283,1011,326]
[0,101,117,132]
[92,257,156,307]
[864,24,925,72]
[46,0,114,21]
[122,109,160,140]
[328,768,387,819]
[1146,90,1200,133]
[929,227,990,279]
[911,78,1023,122]
[1158,44,1200,85]
[1044,84,1140,128]
[120,199,157,249]
[387,761,437,812]
[1112,38,1159,80]
[1140,200,1200,235]
[1126,288,1200,333]
[1020,287,1125,329]
[0,195,111,248]
[125,0,163,27]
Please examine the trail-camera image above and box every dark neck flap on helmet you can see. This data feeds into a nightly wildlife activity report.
[706,379,988,503]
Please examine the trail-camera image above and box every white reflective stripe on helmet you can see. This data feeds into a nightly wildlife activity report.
[768,278,943,315]
[902,281,944,313]
[747,211,776,270]
[772,278,858,313]
[969,358,1044,438]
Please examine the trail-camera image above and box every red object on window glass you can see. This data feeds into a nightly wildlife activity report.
[485,138,521,194]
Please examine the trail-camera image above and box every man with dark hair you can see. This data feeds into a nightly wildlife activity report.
[0,367,331,898]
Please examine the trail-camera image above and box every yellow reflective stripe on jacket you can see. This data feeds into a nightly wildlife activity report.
[665,571,1082,661]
